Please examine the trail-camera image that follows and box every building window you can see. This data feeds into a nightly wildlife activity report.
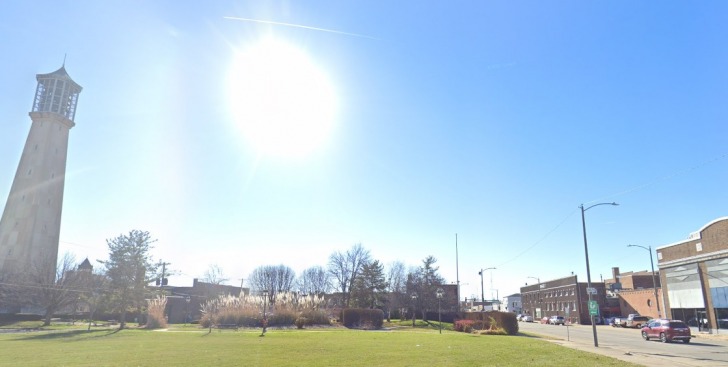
[647,299,652,307]
[696,242,703,252]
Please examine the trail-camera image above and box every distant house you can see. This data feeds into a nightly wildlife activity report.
[503,293,522,314]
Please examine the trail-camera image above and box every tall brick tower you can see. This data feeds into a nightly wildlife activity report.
[0,65,82,279]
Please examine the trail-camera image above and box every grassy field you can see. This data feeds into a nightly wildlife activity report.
[0,323,638,367]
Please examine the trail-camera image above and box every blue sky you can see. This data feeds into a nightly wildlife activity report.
[1,1,727,301]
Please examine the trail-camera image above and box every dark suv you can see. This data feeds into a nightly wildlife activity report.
[641,319,691,343]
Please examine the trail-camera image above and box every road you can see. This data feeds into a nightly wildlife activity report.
[517,321,728,367]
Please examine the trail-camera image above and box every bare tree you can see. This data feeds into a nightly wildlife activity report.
[78,268,108,330]
[23,252,86,326]
[202,264,228,285]
[327,243,371,307]
[297,266,331,296]
[248,264,295,302]
[386,261,407,320]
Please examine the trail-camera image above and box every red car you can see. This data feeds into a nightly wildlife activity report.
[641,319,692,343]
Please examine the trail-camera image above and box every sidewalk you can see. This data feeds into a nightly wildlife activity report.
[693,330,728,341]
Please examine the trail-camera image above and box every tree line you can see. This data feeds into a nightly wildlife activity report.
[0,230,449,328]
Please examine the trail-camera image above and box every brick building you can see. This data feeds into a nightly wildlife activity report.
[521,275,606,325]
[657,217,728,333]
[604,266,663,319]
[165,279,248,323]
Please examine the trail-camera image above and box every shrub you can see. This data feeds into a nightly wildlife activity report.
[454,319,474,333]
[425,311,459,324]
[145,296,168,329]
[268,309,297,326]
[299,309,330,326]
[341,308,384,329]
[295,317,307,329]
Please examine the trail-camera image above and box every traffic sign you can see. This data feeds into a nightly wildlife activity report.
[588,300,599,316]
[586,287,597,295]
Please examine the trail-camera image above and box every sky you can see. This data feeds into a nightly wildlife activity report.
[1,1,727,302]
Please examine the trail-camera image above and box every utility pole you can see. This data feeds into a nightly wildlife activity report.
[239,278,246,296]
[455,233,460,311]
[158,260,171,294]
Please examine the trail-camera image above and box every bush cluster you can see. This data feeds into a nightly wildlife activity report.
[340,308,384,329]
[424,311,459,323]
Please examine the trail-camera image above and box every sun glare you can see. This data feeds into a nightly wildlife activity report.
[228,37,338,158]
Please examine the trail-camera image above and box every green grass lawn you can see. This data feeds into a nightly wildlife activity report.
[0,324,637,367]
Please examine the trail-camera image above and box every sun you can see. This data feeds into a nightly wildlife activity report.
[227,37,338,158]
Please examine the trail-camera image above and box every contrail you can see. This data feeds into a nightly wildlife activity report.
[224,16,378,40]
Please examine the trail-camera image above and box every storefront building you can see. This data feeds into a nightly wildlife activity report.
[657,217,728,333]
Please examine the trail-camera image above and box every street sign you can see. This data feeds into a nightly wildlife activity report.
[588,300,598,316]
[586,287,597,294]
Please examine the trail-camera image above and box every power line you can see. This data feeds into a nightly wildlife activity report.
[586,151,728,205]
[497,209,578,267]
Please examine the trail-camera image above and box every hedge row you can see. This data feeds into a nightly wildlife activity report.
[424,311,459,324]
[340,308,384,329]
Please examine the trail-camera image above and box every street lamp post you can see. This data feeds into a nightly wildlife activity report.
[628,244,661,318]
[261,290,269,336]
[479,267,496,311]
[527,276,540,319]
[185,295,191,325]
[411,293,418,327]
[581,202,618,348]
[436,288,444,334]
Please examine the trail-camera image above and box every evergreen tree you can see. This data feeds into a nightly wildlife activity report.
[351,260,388,309]
[98,230,157,329]
[407,256,445,321]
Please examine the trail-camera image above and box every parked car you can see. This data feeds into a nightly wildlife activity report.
[548,316,565,325]
[516,314,524,321]
[641,320,692,343]
[612,314,641,328]
[626,316,650,328]
[521,315,533,322]
[540,316,550,324]
[610,316,625,327]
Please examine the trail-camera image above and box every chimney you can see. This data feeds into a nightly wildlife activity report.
[612,267,620,281]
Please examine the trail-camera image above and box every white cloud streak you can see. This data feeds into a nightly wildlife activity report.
[224,16,378,40]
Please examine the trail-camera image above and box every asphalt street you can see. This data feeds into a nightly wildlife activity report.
[517,321,728,367]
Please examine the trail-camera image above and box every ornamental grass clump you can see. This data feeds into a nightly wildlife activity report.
[199,292,331,328]
[475,316,507,335]
[457,311,518,335]
[200,294,260,328]
[145,296,168,329]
